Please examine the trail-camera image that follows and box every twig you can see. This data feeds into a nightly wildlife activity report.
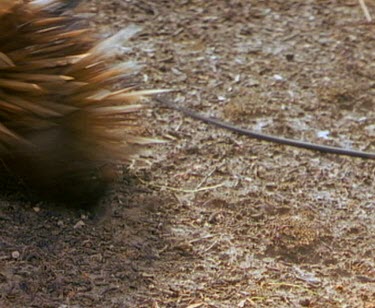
[359,0,372,22]
[137,175,225,193]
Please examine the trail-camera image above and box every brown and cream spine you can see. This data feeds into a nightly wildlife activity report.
[0,0,158,205]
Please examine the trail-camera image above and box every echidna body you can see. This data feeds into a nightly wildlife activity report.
[0,0,155,205]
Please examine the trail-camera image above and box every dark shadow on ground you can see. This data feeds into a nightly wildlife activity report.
[0,170,171,307]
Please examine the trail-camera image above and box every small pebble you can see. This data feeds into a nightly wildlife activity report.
[273,74,284,81]
[12,251,20,259]
[74,220,85,229]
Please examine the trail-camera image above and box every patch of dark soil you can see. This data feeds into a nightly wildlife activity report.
[0,170,172,307]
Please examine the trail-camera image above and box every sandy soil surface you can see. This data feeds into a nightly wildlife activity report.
[1,0,375,307]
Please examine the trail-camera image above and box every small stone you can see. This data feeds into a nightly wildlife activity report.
[273,74,284,81]
[12,251,20,259]
[74,220,85,229]
[300,299,311,307]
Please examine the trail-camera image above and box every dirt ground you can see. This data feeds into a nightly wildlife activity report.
[1,0,375,307]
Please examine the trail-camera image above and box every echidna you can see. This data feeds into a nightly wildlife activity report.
[2,0,374,208]
[0,0,157,205]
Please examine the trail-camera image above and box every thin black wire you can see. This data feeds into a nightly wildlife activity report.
[156,97,375,159]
